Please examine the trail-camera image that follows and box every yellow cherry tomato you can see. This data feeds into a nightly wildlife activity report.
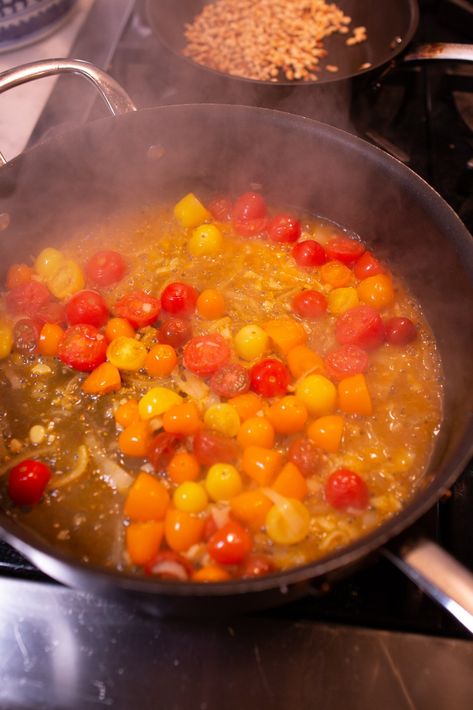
[107,336,147,371]
[205,463,243,501]
[189,224,223,256]
[295,374,337,417]
[204,403,240,437]
[138,387,183,420]
[0,321,13,359]
[47,259,84,299]
[265,498,310,545]
[173,482,209,513]
[234,324,268,361]
[174,192,211,228]
[34,247,65,280]
[327,287,359,315]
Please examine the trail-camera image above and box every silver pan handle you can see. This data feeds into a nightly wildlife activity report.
[404,43,473,63]
[384,540,473,634]
[0,58,137,166]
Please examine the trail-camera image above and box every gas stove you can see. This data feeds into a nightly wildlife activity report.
[0,1,473,708]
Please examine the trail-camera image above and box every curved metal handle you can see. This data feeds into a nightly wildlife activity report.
[384,539,473,634]
[404,43,473,63]
[0,58,137,166]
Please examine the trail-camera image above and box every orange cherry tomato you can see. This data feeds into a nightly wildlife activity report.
[320,260,353,288]
[124,472,170,521]
[82,362,121,395]
[227,392,263,420]
[266,396,308,434]
[193,565,231,582]
[38,322,64,357]
[162,401,202,435]
[196,289,226,320]
[237,416,275,448]
[145,343,178,377]
[114,399,140,428]
[357,274,394,310]
[105,317,136,341]
[167,452,201,484]
[118,421,152,457]
[164,509,205,552]
[6,263,33,290]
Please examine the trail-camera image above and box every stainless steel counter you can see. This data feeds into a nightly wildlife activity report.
[0,576,472,710]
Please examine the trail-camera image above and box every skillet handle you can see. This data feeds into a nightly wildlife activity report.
[0,58,137,166]
[383,539,473,634]
[404,43,473,63]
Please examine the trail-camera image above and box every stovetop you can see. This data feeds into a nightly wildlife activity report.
[1,1,473,706]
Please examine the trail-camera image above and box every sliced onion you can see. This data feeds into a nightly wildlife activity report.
[85,434,133,493]
[51,444,89,489]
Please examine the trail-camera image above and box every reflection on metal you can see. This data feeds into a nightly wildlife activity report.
[0,59,136,117]
[386,539,473,634]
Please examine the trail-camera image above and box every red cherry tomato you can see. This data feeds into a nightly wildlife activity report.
[8,459,52,506]
[232,192,268,237]
[240,554,275,578]
[335,305,385,350]
[353,251,384,280]
[193,430,240,466]
[85,250,127,287]
[233,217,268,238]
[250,358,290,398]
[210,363,250,398]
[326,236,365,265]
[13,318,41,355]
[36,301,66,325]
[147,432,181,472]
[268,214,301,243]
[161,282,198,317]
[232,192,267,222]
[57,324,107,372]
[292,240,327,268]
[325,468,370,510]
[183,333,230,376]
[292,290,328,319]
[208,521,252,565]
[6,280,50,317]
[159,318,192,348]
[145,550,193,580]
[385,317,418,345]
[287,437,322,477]
[65,290,109,328]
[207,196,232,222]
[324,344,369,381]
[114,290,161,328]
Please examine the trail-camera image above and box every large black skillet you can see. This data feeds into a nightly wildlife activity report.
[1,60,473,629]
[146,0,472,88]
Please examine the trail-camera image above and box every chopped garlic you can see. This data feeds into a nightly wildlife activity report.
[31,363,52,375]
[29,425,46,445]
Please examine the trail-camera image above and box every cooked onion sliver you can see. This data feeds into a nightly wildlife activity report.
[51,445,89,489]
[86,434,133,493]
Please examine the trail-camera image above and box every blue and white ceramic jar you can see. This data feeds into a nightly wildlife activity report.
[0,0,77,53]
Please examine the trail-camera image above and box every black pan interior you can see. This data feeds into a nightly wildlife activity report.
[147,0,419,85]
[0,104,472,612]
